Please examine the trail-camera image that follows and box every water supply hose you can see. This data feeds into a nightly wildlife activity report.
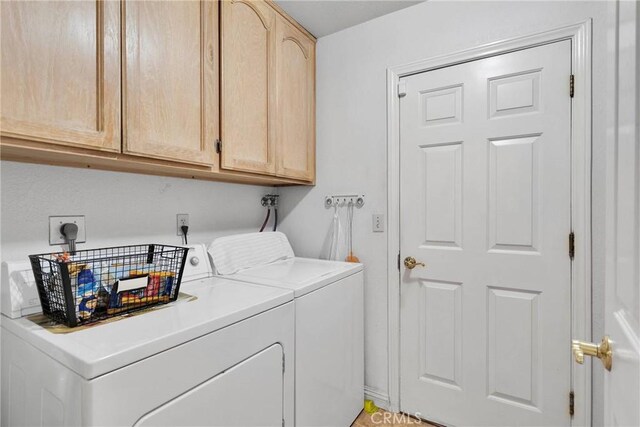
[273,207,278,231]
[260,208,271,232]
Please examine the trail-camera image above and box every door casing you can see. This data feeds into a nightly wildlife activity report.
[385,20,593,426]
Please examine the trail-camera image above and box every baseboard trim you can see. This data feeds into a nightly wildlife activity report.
[365,386,392,412]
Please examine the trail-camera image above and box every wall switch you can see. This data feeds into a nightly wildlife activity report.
[177,214,189,236]
[373,214,385,232]
[49,216,86,245]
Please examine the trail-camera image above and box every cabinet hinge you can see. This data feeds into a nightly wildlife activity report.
[569,232,575,260]
[569,74,575,98]
[569,391,575,416]
[215,139,222,154]
[282,355,285,373]
[398,81,407,98]
[397,252,401,270]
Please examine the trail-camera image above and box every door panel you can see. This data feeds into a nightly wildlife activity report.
[487,287,540,407]
[488,135,540,251]
[421,143,462,249]
[123,0,217,166]
[275,16,315,181]
[1,1,120,151]
[400,41,572,426]
[419,280,462,388]
[221,0,275,175]
[604,1,640,425]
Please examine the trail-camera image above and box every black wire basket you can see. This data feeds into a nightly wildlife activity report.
[29,244,189,327]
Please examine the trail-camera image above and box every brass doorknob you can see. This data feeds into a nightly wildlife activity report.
[404,256,425,270]
[572,336,612,371]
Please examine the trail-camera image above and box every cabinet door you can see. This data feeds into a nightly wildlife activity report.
[221,0,276,175]
[123,1,218,166]
[274,17,315,181]
[1,1,120,151]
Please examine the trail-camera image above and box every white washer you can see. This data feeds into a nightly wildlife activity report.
[208,232,364,427]
[1,244,295,427]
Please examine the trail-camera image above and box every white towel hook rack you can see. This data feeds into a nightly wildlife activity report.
[324,194,365,208]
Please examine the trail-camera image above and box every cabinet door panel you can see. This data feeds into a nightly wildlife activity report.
[1,1,120,151]
[275,17,315,181]
[221,0,275,175]
[124,1,217,166]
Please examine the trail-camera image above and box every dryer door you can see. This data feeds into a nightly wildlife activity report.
[135,344,284,427]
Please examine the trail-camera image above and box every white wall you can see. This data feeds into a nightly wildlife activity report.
[0,161,273,261]
[278,0,608,420]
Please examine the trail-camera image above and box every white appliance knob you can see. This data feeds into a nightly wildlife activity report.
[190,256,200,266]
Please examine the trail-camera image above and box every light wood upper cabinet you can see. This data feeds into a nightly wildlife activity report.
[0,1,121,151]
[274,15,315,181]
[220,0,276,175]
[1,0,316,186]
[123,1,218,166]
[220,0,315,180]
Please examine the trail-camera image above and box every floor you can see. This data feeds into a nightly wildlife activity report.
[352,409,436,426]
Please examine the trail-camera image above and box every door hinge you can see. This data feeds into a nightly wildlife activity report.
[398,81,407,98]
[569,232,575,260]
[397,252,401,270]
[569,74,575,98]
[569,391,575,416]
[215,139,222,154]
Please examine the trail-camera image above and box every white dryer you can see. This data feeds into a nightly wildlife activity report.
[1,244,295,427]
[208,232,364,427]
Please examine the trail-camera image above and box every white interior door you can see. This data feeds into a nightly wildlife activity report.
[399,41,572,426]
[604,1,640,425]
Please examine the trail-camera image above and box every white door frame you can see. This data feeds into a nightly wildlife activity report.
[386,20,592,425]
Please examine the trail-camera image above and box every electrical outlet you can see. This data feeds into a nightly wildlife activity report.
[373,214,385,232]
[177,214,189,236]
[49,216,86,245]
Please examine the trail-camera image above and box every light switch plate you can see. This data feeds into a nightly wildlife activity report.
[49,216,86,245]
[373,214,385,232]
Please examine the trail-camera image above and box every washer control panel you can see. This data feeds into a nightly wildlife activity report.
[181,244,212,281]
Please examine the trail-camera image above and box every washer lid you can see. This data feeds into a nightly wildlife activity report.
[1,278,293,380]
[208,232,294,275]
[227,258,363,297]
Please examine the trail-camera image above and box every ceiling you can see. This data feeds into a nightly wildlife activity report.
[274,0,423,38]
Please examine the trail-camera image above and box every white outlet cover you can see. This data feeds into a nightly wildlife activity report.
[177,214,189,236]
[49,216,86,245]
